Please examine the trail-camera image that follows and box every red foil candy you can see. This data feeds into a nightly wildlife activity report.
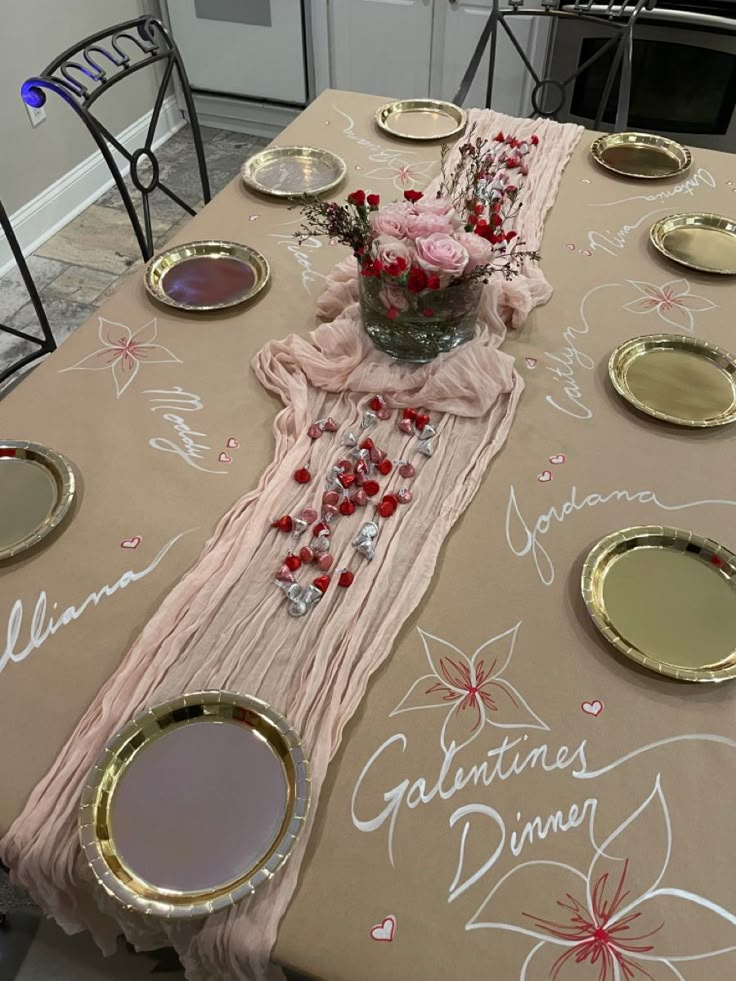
[307,424,322,440]
[313,574,331,593]
[353,489,368,507]
[294,467,311,484]
[284,554,301,572]
[338,570,354,588]
[378,499,396,518]
[312,522,330,537]
[398,462,415,479]
[368,395,385,412]
[322,417,338,432]
[378,459,393,476]
[415,413,430,431]
[360,438,374,451]
[363,480,380,497]
[317,553,333,572]
[323,490,340,507]
[272,515,293,532]
[403,408,417,421]
[338,473,356,489]
[299,546,315,563]
[340,499,356,516]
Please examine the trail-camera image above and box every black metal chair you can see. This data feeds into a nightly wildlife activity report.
[21,16,211,263]
[0,199,56,388]
[454,1,657,132]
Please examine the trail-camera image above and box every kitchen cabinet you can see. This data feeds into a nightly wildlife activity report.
[330,0,548,117]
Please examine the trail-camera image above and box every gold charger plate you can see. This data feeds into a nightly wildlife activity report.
[650,213,736,275]
[0,440,75,561]
[79,690,310,918]
[375,99,466,141]
[582,526,736,682]
[591,131,691,179]
[241,145,346,197]
[145,240,270,312]
[609,333,736,428]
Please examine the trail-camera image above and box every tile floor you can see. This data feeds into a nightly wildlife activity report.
[0,124,316,978]
[0,124,269,390]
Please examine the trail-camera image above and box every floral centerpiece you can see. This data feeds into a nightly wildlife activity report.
[296,128,541,362]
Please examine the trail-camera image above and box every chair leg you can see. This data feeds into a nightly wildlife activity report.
[614,24,634,132]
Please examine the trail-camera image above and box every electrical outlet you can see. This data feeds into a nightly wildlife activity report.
[26,103,46,127]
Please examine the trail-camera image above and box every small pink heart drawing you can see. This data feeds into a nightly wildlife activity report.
[370,915,396,943]
[218,452,232,464]
[537,470,552,483]
[580,249,592,257]
[248,214,259,221]
[226,437,239,449]
[565,244,576,251]
[121,536,142,550]
[525,357,537,369]
[549,453,566,465]
[582,700,604,717]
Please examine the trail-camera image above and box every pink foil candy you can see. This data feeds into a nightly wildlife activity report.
[276,564,296,583]
[398,419,414,435]
[323,504,339,522]
[299,546,315,564]
[317,553,333,571]
[353,489,367,507]
[307,423,323,440]
[321,417,338,432]
[377,406,392,421]
[300,508,318,524]
[323,490,340,507]
[355,459,368,477]
[398,462,415,479]
[369,446,382,464]
[397,488,413,505]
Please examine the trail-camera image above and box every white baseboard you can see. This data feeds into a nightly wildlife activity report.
[0,95,185,277]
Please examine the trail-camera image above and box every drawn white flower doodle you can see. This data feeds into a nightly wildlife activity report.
[60,318,180,397]
[390,623,548,753]
[467,775,736,980]
[623,279,716,334]
[363,159,438,190]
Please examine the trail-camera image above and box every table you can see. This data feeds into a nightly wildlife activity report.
[2,90,735,980]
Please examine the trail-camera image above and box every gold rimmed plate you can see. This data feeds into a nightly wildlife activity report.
[650,213,736,275]
[241,145,346,198]
[79,690,310,918]
[145,241,270,312]
[375,99,466,142]
[609,334,736,428]
[591,132,691,180]
[0,440,75,561]
[582,526,736,682]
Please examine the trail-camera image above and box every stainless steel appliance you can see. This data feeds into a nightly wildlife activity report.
[546,2,736,151]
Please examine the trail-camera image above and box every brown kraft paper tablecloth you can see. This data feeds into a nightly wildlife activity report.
[1,90,735,979]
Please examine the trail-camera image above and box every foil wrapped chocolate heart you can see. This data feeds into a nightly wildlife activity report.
[398,419,414,435]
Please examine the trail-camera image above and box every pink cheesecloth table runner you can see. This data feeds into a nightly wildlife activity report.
[1,110,582,980]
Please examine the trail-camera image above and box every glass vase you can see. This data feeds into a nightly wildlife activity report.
[359,275,483,363]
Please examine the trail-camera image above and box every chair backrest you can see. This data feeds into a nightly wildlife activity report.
[21,16,211,262]
[455,0,657,131]
[0,198,56,389]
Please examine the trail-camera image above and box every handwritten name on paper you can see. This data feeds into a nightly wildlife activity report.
[145,387,228,475]
[586,207,669,257]
[590,167,717,209]
[505,482,736,586]
[1,533,186,677]
[542,284,620,421]
[269,230,329,296]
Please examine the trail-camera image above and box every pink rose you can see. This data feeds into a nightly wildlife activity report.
[373,235,413,269]
[379,284,410,314]
[454,232,494,272]
[369,203,411,239]
[405,211,454,239]
[414,233,469,284]
[414,196,456,219]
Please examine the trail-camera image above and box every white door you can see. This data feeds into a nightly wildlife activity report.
[432,0,548,116]
[167,0,307,104]
[330,0,434,99]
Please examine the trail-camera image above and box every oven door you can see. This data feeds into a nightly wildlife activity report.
[547,12,736,151]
